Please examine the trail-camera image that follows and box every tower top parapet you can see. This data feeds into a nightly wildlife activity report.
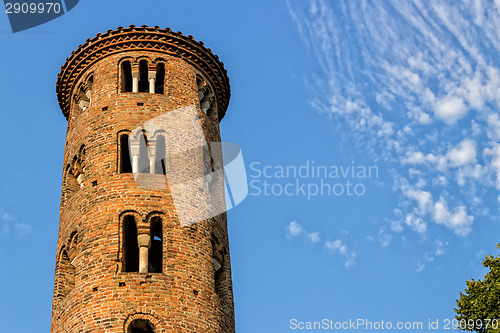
[56,25,231,120]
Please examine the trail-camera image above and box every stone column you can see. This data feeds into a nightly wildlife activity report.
[132,66,139,93]
[148,70,156,94]
[137,233,151,273]
[85,89,92,106]
[130,144,140,173]
[78,100,89,112]
[148,145,156,174]
[200,96,212,114]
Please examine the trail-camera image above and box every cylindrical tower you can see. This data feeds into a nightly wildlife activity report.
[51,26,234,333]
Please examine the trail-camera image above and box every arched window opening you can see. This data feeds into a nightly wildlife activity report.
[128,319,154,333]
[197,76,214,115]
[123,215,139,272]
[120,134,132,173]
[65,165,79,194]
[138,134,150,173]
[155,63,165,94]
[86,75,93,105]
[197,76,205,108]
[71,156,84,187]
[56,248,75,299]
[138,60,149,93]
[68,231,78,264]
[155,135,166,175]
[149,217,163,273]
[121,61,132,92]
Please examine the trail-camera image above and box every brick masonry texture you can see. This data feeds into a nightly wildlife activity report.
[51,28,235,333]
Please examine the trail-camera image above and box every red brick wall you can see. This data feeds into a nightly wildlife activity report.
[51,50,235,333]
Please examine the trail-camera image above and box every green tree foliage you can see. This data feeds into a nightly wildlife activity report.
[455,244,500,333]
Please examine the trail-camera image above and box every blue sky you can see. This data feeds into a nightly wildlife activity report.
[1,0,499,332]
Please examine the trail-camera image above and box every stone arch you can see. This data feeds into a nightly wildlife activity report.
[67,230,79,263]
[64,163,79,195]
[55,246,75,299]
[123,309,166,333]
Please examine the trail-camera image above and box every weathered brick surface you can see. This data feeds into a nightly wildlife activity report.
[52,29,235,333]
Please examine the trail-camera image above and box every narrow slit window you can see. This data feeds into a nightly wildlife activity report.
[155,135,166,175]
[121,61,132,92]
[120,134,132,173]
[138,60,149,93]
[149,217,163,273]
[123,215,139,272]
[155,63,165,94]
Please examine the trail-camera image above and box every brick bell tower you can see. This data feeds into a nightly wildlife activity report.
[52,26,234,333]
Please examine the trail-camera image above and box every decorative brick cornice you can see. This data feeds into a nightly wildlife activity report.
[56,25,231,120]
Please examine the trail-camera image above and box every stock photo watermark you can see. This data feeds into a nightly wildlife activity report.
[249,161,378,200]
[3,0,79,32]
[289,318,498,331]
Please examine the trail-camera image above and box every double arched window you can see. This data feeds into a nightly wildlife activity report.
[120,59,165,94]
[122,214,163,274]
[74,74,93,112]
[118,132,166,175]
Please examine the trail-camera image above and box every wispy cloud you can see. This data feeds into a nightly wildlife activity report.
[0,209,33,236]
[325,239,357,268]
[416,240,448,271]
[286,221,356,267]
[288,0,500,239]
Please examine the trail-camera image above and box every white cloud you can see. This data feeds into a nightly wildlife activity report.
[416,260,425,272]
[286,221,303,238]
[325,239,357,268]
[286,220,354,267]
[485,143,500,189]
[447,139,477,166]
[433,197,473,236]
[391,220,404,233]
[403,151,426,165]
[307,232,320,243]
[325,239,347,255]
[403,187,433,215]
[434,96,467,124]
[0,210,33,236]
[404,213,427,234]
[435,240,447,256]
[14,223,33,236]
